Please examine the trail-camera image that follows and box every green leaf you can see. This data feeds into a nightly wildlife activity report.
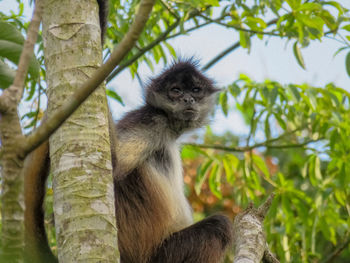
[219,91,228,116]
[106,89,125,106]
[305,88,318,109]
[286,0,296,9]
[264,113,271,139]
[346,51,350,78]
[25,80,36,101]
[228,83,241,97]
[239,31,250,50]
[343,25,350,32]
[293,42,306,70]
[321,1,345,15]
[0,60,15,89]
[308,155,322,186]
[319,217,336,245]
[287,84,301,102]
[269,86,278,105]
[296,3,322,12]
[297,15,324,32]
[164,42,176,58]
[274,113,287,130]
[208,163,222,199]
[202,0,220,7]
[223,154,239,184]
[181,145,199,160]
[334,189,346,206]
[0,40,40,79]
[333,47,348,58]
[195,160,213,195]
[0,22,25,45]
[252,154,270,178]
[320,10,337,31]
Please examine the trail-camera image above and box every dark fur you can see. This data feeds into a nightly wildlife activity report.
[113,59,233,263]
[97,0,109,42]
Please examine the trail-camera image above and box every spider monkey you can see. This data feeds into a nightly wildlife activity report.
[24,1,233,262]
[112,60,233,262]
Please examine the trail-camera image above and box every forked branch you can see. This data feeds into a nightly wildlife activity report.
[233,194,279,263]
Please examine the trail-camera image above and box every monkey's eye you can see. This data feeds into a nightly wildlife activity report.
[192,87,202,93]
[170,87,182,94]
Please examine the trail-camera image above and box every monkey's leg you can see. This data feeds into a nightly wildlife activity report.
[150,215,233,263]
[24,140,58,263]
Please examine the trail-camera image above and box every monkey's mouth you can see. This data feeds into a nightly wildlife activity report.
[183,109,196,114]
[181,108,198,120]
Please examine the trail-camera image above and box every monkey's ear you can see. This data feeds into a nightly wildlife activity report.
[146,89,165,108]
[210,87,221,94]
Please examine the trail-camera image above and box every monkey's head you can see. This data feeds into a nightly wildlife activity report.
[146,60,219,125]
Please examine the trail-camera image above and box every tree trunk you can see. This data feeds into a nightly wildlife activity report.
[0,108,25,262]
[42,0,118,261]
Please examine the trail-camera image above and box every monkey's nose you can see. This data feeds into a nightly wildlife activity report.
[183,97,195,104]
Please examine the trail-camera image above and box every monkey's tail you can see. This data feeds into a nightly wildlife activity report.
[24,140,58,263]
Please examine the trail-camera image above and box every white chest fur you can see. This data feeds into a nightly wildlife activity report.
[146,142,193,233]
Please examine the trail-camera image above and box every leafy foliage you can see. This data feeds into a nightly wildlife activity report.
[189,75,350,262]
[0,21,40,88]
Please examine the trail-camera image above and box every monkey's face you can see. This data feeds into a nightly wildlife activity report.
[146,60,219,123]
[167,82,206,121]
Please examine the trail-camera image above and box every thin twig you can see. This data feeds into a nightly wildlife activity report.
[257,194,275,219]
[263,249,280,263]
[107,19,180,82]
[106,13,229,82]
[159,0,179,20]
[21,0,156,157]
[0,0,43,112]
[321,234,350,263]
[33,83,42,129]
[202,42,240,71]
[203,18,278,71]
[185,138,322,153]
[198,14,282,36]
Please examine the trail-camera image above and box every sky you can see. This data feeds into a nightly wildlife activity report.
[1,0,349,136]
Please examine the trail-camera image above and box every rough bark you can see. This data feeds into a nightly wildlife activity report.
[233,196,279,263]
[0,109,25,262]
[0,1,43,261]
[42,0,118,261]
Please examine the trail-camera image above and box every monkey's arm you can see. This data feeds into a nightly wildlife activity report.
[112,129,152,178]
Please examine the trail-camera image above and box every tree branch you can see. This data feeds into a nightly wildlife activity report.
[186,139,321,153]
[0,1,43,260]
[159,0,179,20]
[21,0,156,157]
[321,234,350,263]
[107,19,180,82]
[202,41,240,71]
[233,194,279,263]
[106,13,229,82]
[198,14,281,36]
[0,0,43,113]
[203,18,278,71]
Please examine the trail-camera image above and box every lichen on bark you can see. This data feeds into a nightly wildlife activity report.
[42,0,118,261]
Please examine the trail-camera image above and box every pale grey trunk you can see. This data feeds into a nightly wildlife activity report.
[42,0,119,261]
